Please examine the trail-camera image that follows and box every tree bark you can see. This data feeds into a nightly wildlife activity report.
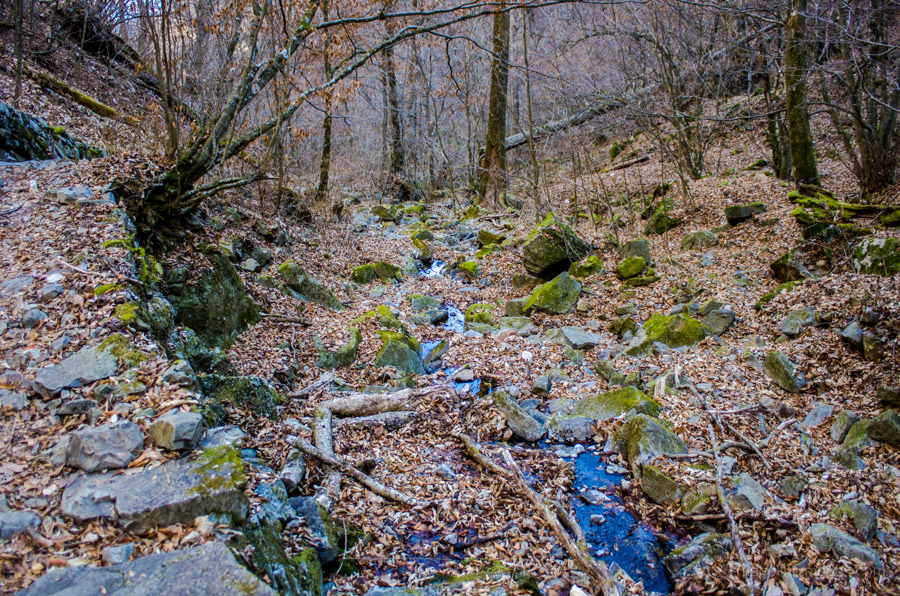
[13,0,23,108]
[784,0,819,185]
[477,2,510,208]
[383,43,405,198]
[314,0,334,206]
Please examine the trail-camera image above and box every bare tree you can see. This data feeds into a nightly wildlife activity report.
[477,1,511,208]
[784,0,819,184]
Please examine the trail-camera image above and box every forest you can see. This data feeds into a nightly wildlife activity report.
[0,0,898,595]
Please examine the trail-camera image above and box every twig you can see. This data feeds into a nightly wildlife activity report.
[260,312,311,326]
[442,521,514,551]
[287,372,335,398]
[453,432,511,478]
[501,449,616,596]
[707,404,761,416]
[56,259,103,277]
[720,418,771,470]
[291,438,428,508]
[0,202,25,217]
[759,418,800,448]
[708,424,755,594]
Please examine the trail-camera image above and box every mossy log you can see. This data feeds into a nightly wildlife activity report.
[26,67,139,127]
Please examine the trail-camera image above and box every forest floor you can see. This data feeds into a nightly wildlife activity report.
[1,32,900,596]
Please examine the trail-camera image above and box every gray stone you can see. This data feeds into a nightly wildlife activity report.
[779,307,816,338]
[613,414,687,473]
[33,343,119,398]
[49,185,93,203]
[278,455,307,494]
[58,399,97,417]
[499,317,538,336]
[877,386,900,407]
[543,326,598,349]
[0,510,40,538]
[829,501,879,541]
[160,359,197,388]
[60,445,248,533]
[39,283,64,302]
[1,274,34,295]
[66,420,144,472]
[830,411,860,443]
[200,426,245,449]
[729,473,776,513]
[547,416,595,443]
[802,403,834,428]
[866,410,900,446]
[374,340,426,375]
[763,351,807,393]
[150,410,204,451]
[493,390,545,442]
[19,541,274,596]
[808,523,881,568]
[22,308,47,328]
[101,543,134,565]
[840,322,864,347]
[0,390,27,411]
[724,202,766,226]
[663,533,732,578]
[288,496,341,565]
[532,376,552,397]
[239,258,259,272]
[704,309,736,336]
[622,238,652,263]
[778,475,808,499]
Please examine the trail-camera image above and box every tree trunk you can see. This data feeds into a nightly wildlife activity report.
[314,0,334,206]
[784,0,819,185]
[13,0,24,108]
[477,2,510,208]
[383,44,405,198]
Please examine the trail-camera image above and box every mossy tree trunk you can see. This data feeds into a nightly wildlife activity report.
[314,0,334,207]
[383,42,406,199]
[477,2,510,209]
[784,0,819,185]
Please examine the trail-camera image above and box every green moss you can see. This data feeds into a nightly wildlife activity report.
[93,283,122,295]
[465,303,494,327]
[350,264,376,284]
[455,260,479,278]
[571,386,662,420]
[114,302,147,329]
[523,272,582,314]
[293,549,323,596]
[475,243,500,259]
[198,374,284,422]
[625,313,710,355]
[569,255,604,278]
[376,330,420,353]
[622,274,661,287]
[461,205,481,220]
[316,327,362,369]
[188,445,247,497]
[754,280,801,310]
[98,333,154,367]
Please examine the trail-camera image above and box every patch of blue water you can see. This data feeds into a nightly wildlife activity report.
[421,259,447,279]
[442,304,465,334]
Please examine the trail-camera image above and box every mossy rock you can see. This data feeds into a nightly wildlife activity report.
[614,413,687,474]
[523,272,582,315]
[96,333,155,368]
[316,328,362,369]
[373,261,401,280]
[663,532,732,578]
[410,229,434,241]
[644,204,682,235]
[570,386,662,421]
[511,273,542,290]
[402,204,425,215]
[198,374,284,425]
[477,229,506,247]
[409,294,440,311]
[763,351,807,393]
[681,230,718,252]
[625,313,710,355]
[641,465,685,504]
[94,283,122,296]
[475,243,500,259]
[755,280,802,310]
[770,250,813,283]
[412,238,432,263]
[615,256,646,280]
[115,302,150,331]
[465,303,494,328]
[610,316,638,339]
[374,339,425,374]
[622,274,661,288]
[277,262,343,310]
[454,260,480,279]
[169,253,260,349]
[376,330,420,354]
[351,264,377,284]
[852,237,900,276]
[622,237,651,263]
[372,205,399,222]
[724,202,766,226]
[568,255,604,278]
[522,212,591,279]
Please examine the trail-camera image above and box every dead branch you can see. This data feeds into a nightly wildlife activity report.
[553,499,587,546]
[260,312,311,326]
[600,154,650,173]
[334,410,417,430]
[321,385,453,417]
[286,372,335,398]
[291,438,428,508]
[501,449,616,596]
[313,407,342,510]
[453,432,512,478]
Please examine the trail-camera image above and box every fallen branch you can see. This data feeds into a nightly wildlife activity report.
[260,312,311,326]
[675,512,798,528]
[286,373,335,398]
[313,407,342,510]
[453,432,511,478]
[553,499,587,546]
[291,438,428,508]
[442,521,514,552]
[320,385,454,417]
[334,411,417,430]
[501,449,616,596]
[26,66,139,127]
[599,154,650,173]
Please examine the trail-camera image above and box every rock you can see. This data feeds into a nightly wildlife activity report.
[866,410,900,446]
[877,386,900,407]
[19,541,273,596]
[546,416,595,443]
[840,321,864,348]
[499,317,538,336]
[288,496,342,565]
[802,403,834,428]
[198,375,283,425]
[58,398,97,416]
[374,340,426,375]
[254,219,278,241]
[372,204,399,222]
[477,229,506,247]
[568,255,605,278]
[644,204,682,235]
[729,473,776,513]
[61,445,248,532]
[101,543,134,565]
[373,260,401,280]
[493,390,545,441]
[622,238,652,263]
[763,351,808,393]
[0,390,27,411]
[66,420,144,472]
[851,237,900,275]
[699,299,724,316]
[409,294,441,311]
[615,256,646,280]
[0,510,40,539]
[569,386,661,422]
[49,185,93,203]
[779,307,816,338]
[724,202,766,226]
[778,475,808,499]
[465,303,494,329]
[531,376,552,396]
[239,258,259,272]
[830,411,860,443]
[663,533,732,578]
[641,465,684,504]
[834,420,875,470]
[771,250,814,283]
[861,332,885,361]
[523,272,581,315]
[704,309,736,336]
[278,454,307,495]
[277,261,343,310]
[829,501,879,541]
[543,326,598,349]
[808,523,881,568]
[200,425,245,450]
[160,359,197,388]
[316,327,362,369]
[681,230,718,251]
[21,308,47,328]
[614,414,687,473]
[150,410,204,451]
[625,313,710,356]
[423,341,448,370]
[453,260,479,278]
[169,253,260,349]
[351,264,377,284]
[504,298,527,317]
[522,212,591,279]
[40,283,64,302]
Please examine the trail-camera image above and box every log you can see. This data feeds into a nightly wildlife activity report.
[453,432,511,479]
[501,449,617,596]
[26,67,139,127]
[320,385,454,417]
[599,154,650,173]
[333,411,417,430]
[313,407,342,510]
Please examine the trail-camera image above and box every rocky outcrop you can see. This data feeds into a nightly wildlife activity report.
[0,101,102,161]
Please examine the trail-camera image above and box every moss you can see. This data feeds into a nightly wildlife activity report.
[376,330,420,353]
[475,243,500,259]
[98,333,154,367]
[188,445,247,497]
[754,280,801,310]
[523,272,582,314]
[622,274,661,287]
[455,260,479,278]
[571,386,662,420]
[625,313,710,355]
[350,264,376,284]
[293,549,323,596]
[198,374,284,421]
[569,255,604,278]
[94,283,122,295]
[465,303,494,327]
[373,261,401,280]
[461,205,481,220]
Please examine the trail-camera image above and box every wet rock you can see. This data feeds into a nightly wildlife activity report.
[288,496,342,565]
[20,541,274,596]
[641,465,684,504]
[615,256,646,280]
[681,230,718,251]
[531,376,552,397]
[771,250,814,283]
[779,307,816,338]
[66,420,144,472]
[866,410,900,446]
[802,403,833,428]
[0,390,27,411]
[169,253,260,349]
[543,326,598,349]
[522,213,591,279]
[704,309,736,336]
[150,410,204,451]
[614,414,687,473]
[522,272,581,315]
[101,543,134,565]
[724,202,766,226]
[277,261,343,310]
[808,523,881,568]
[830,411,860,443]
[829,501,878,541]
[663,533,732,578]
[61,445,248,532]
[493,390,545,441]
[625,313,710,356]
[0,510,40,538]
[763,351,807,393]
[851,237,900,275]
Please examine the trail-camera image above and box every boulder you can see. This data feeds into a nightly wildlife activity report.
[866,410,900,446]
[546,416,595,443]
[801,403,833,428]
[663,533,732,578]
[33,342,119,398]
[613,414,687,473]
[851,237,900,276]
[0,510,40,539]
[66,420,144,473]
[19,541,273,596]
[0,101,102,161]
[763,351,807,393]
[523,272,582,315]
[724,202,766,226]
[61,445,248,532]
[277,262,343,310]
[288,496,343,565]
[625,313,710,356]
[493,390,545,441]
[569,386,661,421]
[409,294,441,311]
[316,328,362,369]
[808,523,881,568]
[622,238,652,263]
[641,465,684,504]
[531,376,552,396]
[350,264,376,284]
[150,410,204,451]
[198,375,283,425]
[704,309,735,336]
[680,230,718,251]
[644,205,682,235]
[543,326,598,349]
[522,213,591,279]
[374,340,426,375]
[770,250,813,283]
[615,256,646,280]
[778,306,816,337]
[373,261,401,280]
[829,501,879,541]
[169,253,260,349]
[568,255,604,279]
